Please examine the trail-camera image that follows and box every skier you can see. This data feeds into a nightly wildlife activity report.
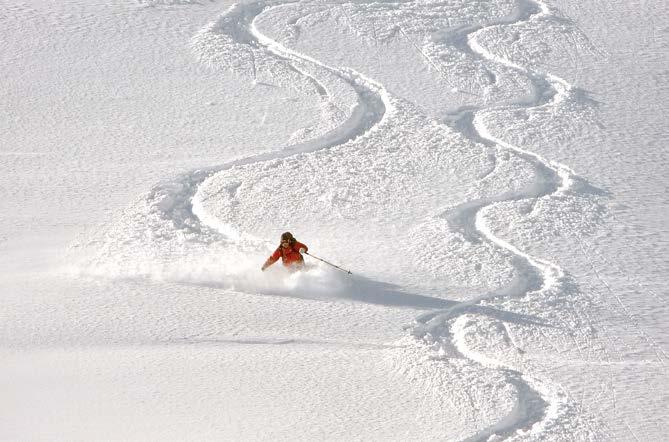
[261,232,308,272]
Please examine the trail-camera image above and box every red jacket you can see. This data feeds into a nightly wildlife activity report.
[263,241,308,269]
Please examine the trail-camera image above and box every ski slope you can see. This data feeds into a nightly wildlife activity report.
[1,0,667,440]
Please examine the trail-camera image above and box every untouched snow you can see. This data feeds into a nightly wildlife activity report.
[1,0,667,440]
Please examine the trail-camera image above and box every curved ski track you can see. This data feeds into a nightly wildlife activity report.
[148,1,388,241]
[415,0,602,439]
[138,0,600,440]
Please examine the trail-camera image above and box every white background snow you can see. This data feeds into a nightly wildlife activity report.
[1,0,667,440]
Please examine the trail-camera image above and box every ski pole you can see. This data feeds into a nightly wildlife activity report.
[304,252,352,275]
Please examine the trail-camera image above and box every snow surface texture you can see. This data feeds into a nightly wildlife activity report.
[2,0,667,440]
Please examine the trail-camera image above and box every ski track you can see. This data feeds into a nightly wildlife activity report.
[84,0,616,439]
[143,2,388,244]
[413,0,605,439]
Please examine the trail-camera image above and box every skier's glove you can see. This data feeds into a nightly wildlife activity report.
[299,248,306,254]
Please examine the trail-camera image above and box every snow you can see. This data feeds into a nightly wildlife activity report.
[1,0,667,440]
